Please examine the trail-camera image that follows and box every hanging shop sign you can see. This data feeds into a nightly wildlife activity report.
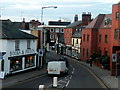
[10,49,35,57]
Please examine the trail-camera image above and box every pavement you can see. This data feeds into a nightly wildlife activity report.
[0,51,119,90]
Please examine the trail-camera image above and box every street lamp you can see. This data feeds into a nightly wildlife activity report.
[39,6,57,68]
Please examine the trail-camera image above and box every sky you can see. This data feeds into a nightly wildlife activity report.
[0,0,120,24]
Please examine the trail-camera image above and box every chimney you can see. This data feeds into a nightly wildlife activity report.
[74,14,78,22]
[22,18,26,29]
[82,12,91,25]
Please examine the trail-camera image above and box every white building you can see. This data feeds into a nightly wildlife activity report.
[0,21,38,75]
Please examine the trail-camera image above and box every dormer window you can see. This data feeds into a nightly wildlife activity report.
[105,18,111,25]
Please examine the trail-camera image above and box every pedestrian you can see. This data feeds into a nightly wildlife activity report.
[90,57,92,67]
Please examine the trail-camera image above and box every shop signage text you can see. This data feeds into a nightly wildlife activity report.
[10,49,35,57]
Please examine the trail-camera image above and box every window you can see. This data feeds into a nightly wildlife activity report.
[86,49,89,57]
[83,48,85,56]
[10,57,22,72]
[105,35,108,43]
[76,39,78,44]
[27,40,30,49]
[87,35,89,42]
[25,56,35,68]
[83,34,85,41]
[61,28,64,33]
[50,35,54,39]
[114,29,119,39]
[50,28,54,32]
[56,28,59,33]
[99,35,102,42]
[116,12,119,20]
[105,18,111,25]
[104,51,108,55]
[72,39,74,46]
[15,40,20,51]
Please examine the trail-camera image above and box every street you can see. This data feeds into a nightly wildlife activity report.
[2,51,104,90]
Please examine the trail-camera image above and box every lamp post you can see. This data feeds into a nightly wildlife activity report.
[38,6,57,68]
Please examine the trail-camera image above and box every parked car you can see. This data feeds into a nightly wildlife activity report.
[47,61,68,76]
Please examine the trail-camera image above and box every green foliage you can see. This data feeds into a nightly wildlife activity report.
[101,55,110,65]
[90,52,99,62]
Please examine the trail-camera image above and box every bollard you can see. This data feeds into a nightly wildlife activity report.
[53,77,58,87]
[39,85,44,90]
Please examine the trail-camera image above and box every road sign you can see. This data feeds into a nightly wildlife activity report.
[39,49,43,56]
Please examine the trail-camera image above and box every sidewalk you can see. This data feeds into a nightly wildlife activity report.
[1,51,119,89]
[78,61,118,89]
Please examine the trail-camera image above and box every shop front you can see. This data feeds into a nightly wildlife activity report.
[7,49,37,74]
[9,54,36,73]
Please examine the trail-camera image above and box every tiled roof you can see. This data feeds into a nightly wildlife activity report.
[85,14,112,29]
[72,30,82,38]
[65,21,82,28]
[0,20,37,39]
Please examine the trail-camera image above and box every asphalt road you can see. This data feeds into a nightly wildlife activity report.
[2,51,104,90]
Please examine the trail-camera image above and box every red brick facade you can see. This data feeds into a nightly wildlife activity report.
[64,13,92,46]
[81,3,120,75]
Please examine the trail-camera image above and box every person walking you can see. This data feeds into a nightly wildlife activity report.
[90,57,92,67]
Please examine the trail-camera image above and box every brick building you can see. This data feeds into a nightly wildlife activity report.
[81,3,120,75]
[64,13,92,56]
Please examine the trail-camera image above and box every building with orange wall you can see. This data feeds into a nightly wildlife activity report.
[81,2,120,75]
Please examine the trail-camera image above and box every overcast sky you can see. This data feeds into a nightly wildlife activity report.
[0,0,120,24]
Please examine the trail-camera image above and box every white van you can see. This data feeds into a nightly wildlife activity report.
[47,61,68,75]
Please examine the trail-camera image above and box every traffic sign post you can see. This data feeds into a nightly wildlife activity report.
[39,49,43,56]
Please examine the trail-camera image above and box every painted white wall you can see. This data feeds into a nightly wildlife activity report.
[1,39,37,75]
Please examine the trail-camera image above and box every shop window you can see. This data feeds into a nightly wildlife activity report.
[25,56,35,68]
[15,40,20,51]
[10,57,22,72]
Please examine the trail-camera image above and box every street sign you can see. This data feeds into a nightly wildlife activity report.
[0,71,5,79]
[112,53,117,62]
[39,49,43,56]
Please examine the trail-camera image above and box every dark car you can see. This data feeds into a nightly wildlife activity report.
[59,56,69,68]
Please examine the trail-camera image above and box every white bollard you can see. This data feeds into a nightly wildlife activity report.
[39,85,44,90]
[53,77,58,87]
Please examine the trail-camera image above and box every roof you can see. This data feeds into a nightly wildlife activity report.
[48,21,71,26]
[72,30,82,38]
[85,14,112,29]
[0,20,37,39]
[65,21,82,28]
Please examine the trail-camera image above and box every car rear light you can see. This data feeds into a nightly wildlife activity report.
[60,70,62,72]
